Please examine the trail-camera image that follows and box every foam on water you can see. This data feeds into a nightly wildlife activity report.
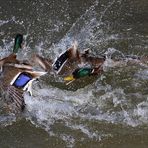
[0,0,148,146]
[23,76,147,134]
[24,85,115,144]
[25,86,94,121]
[135,69,148,79]
[0,114,16,127]
[0,39,13,58]
[135,100,148,123]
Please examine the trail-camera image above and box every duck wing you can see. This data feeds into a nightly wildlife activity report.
[52,50,69,73]
[0,66,25,113]
[1,85,25,113]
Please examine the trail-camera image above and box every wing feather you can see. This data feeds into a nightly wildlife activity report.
[2,85,25,113]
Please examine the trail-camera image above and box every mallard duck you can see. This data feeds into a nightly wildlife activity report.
[0,35,47,113]
[64,66,103,85]
[62,47,148,85]
[52,42,106,76]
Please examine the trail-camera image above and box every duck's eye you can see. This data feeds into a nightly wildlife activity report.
[12,72,32,88]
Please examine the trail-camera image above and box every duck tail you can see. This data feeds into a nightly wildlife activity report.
[69,40,78,57]
[69,41,81,63]
[72,40,78,54]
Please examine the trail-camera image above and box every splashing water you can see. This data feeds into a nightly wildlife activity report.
[0,0,148,147]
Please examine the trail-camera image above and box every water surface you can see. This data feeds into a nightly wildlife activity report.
[0,0,148,147]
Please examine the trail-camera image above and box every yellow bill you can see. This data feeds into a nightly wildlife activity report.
[64,75,75,81]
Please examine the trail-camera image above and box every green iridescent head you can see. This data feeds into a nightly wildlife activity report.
[72,67,93,79]
[64,67,93,83]
[13,34,23,53]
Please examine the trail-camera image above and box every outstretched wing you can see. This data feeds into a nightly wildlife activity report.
[1,85,25,113]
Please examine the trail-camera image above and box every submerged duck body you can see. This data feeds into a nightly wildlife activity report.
[51,42,106,84]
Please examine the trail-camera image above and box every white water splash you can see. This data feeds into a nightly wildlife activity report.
[0,17,24,27]
[0,0,147,146]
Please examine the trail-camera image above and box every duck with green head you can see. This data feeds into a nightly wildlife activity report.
[0,34,47,113]
[64,66,103,85]
[52,41,106,77]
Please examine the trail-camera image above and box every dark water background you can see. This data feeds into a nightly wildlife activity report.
[0,0,148,147]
